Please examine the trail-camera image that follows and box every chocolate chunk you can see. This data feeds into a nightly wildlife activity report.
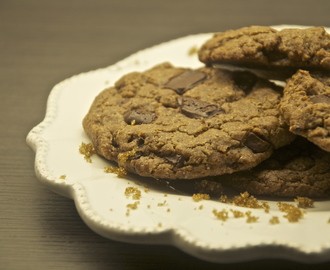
[244,132,270,153]
[164,70,207,94]
[124,110,156,125]
[178,97,223,118]
[310,95,330,105]
[232,71,257,93]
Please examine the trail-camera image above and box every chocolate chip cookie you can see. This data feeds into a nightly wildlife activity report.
[198,26,330,80]
[83,62,294,180]
[222,137,330,198]
[279,69,330,152]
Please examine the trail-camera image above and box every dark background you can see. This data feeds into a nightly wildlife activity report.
[1,0,330,269]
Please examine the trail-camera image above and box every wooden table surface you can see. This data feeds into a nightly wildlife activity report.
[1,0,330,269]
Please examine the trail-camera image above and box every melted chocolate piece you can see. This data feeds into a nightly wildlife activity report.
[243,132,270,153]
[178,97,223,118]
[124,110,156,125]
[232,71,258,93]
[164,70,207,94]
[310,95,330,105]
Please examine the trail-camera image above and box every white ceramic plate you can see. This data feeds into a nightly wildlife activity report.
[27,25,330,263]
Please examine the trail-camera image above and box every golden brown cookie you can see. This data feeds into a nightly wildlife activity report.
[222,137,330,198]
[198,26,330,80]
[83,62,294,180]
[279,69,330,152]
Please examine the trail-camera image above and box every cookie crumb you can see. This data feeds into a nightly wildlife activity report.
[230,209,245,218]
[262,202,270,213]
[231,192,265,209]
[188,46,198,55]
[277,202,306,222]
[269,216,280,225]
[219,195,229,203]
[294,196,314,208]
[118,147,139,163]
[127,201,140,210]
[245,211,259,223]
[213,209,229,221]
[59,175,66,179]
[192,193,210,202]
[157,201,167,207]
[124,187,141,200]
[79,142,95,163]
[104,166,127,177]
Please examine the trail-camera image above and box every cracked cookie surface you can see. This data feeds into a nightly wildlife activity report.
[222,137,330,198]
[198,26,330,79]
[279,69,330,152]
[83,62,294,179]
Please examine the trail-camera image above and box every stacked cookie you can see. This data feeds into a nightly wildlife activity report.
[83,26,330,198]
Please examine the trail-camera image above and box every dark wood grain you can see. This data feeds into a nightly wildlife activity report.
[1,0,330,269]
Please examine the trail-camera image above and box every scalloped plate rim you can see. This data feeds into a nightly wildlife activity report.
[26,25,330,263]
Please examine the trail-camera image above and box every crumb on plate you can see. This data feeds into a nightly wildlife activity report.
[231,192,269,212]
[213,209,229,221]
[230,209,245,218]
[192,193,210,202]
[277,202,306,222]
[124,187,141,200]
[79,142,95,163]
[245,211,259,223]
[269,216,280,225]
[104,166,127,177]
[294,196,314,208]
[127,201,140,210]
